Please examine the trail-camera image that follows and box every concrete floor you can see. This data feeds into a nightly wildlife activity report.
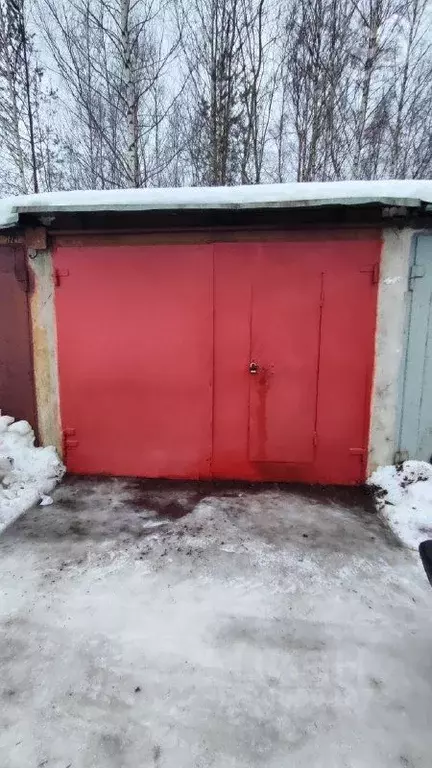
[1,478,432,768]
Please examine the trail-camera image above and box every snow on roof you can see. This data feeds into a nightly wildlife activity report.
[1,179,432,229]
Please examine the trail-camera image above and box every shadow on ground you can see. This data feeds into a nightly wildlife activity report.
[2,475,399,555]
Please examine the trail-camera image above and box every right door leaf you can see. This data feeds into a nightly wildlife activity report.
[249,244,322,464]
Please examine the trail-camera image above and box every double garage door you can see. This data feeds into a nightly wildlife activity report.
[55,234,380,484]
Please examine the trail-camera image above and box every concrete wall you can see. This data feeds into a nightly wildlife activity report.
[367,227,414,474]
[28,249,62,455]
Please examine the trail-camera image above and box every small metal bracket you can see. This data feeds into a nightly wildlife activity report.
[360,263,379,285]
[55,268,70,287]
[408,264,425,291]
[63,428,78,458]
[394,449,408,465]
[65,439,79,448]
[14,258,31,293]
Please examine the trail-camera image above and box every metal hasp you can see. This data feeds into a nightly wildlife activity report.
[53,234,379,484]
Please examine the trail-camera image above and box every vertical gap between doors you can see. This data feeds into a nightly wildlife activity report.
[210,242,216,478]
[246,245,256,458]
[312,272,325,457]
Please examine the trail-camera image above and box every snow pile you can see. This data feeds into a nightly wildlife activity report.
[0,413,65,532]
[368,460,432,549]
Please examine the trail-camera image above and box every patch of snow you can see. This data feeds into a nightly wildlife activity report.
[2,179,432,228]
[0,411,65,532]
[0,415,15,432]
[8,419,33,435]
[39,495,54,507]
[368,460,432,549]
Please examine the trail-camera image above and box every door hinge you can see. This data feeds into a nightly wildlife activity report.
[408,264,425,291]
[360,263,379,285]
[349,447,366,461]
[14,258,31,293]
[394,449,408,465]
[63,428,78,455]
[55,268,69,287]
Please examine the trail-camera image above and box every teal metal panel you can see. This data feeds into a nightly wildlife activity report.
[399,235,432,461]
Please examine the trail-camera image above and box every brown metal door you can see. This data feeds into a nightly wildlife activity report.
[0,246,35,425]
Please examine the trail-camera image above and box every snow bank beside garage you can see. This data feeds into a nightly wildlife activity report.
[0,413,65,533]
[368,460,432,549]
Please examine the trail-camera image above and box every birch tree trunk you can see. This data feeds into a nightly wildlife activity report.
[0,0,28,192]
[121,0,139,187]
[19,1,39,192]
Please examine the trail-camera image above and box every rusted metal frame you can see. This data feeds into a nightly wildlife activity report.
[52,227,382,248]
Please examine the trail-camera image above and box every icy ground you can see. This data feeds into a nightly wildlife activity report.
[1,477,432,768]
[0,414,64,532]
[369,460,432,549]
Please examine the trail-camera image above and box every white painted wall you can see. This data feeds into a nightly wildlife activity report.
[367,227,414,475]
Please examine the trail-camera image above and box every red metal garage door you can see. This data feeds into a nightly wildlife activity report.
[55,244,213,478]
[211,238,379,484]
[55,234,379,483]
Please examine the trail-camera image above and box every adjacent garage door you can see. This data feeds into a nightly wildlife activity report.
[55,233,380,484]
[398,235,432,461]
[0,246,35,425]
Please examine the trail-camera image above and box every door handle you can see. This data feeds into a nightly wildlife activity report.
[249,361,259,374]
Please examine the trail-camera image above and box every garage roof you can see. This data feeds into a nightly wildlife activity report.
[1,179,432,229]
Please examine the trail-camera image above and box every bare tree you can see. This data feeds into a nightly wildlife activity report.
[276,0,356,181]
[40,0,180,188]
[0,0,27,191]
[0,0,46,192]
[350,0,400,179]
[237,0,277,183]
[1,0,432,192]
[388,0,431,176]
[177,0,246,185]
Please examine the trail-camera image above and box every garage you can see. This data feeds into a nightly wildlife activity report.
[54,232,379,485]
[4,181,432,485]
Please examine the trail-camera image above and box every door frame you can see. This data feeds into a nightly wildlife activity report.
[29,226,382,468]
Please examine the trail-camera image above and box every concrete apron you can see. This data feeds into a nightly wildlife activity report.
[0,478,431,768]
